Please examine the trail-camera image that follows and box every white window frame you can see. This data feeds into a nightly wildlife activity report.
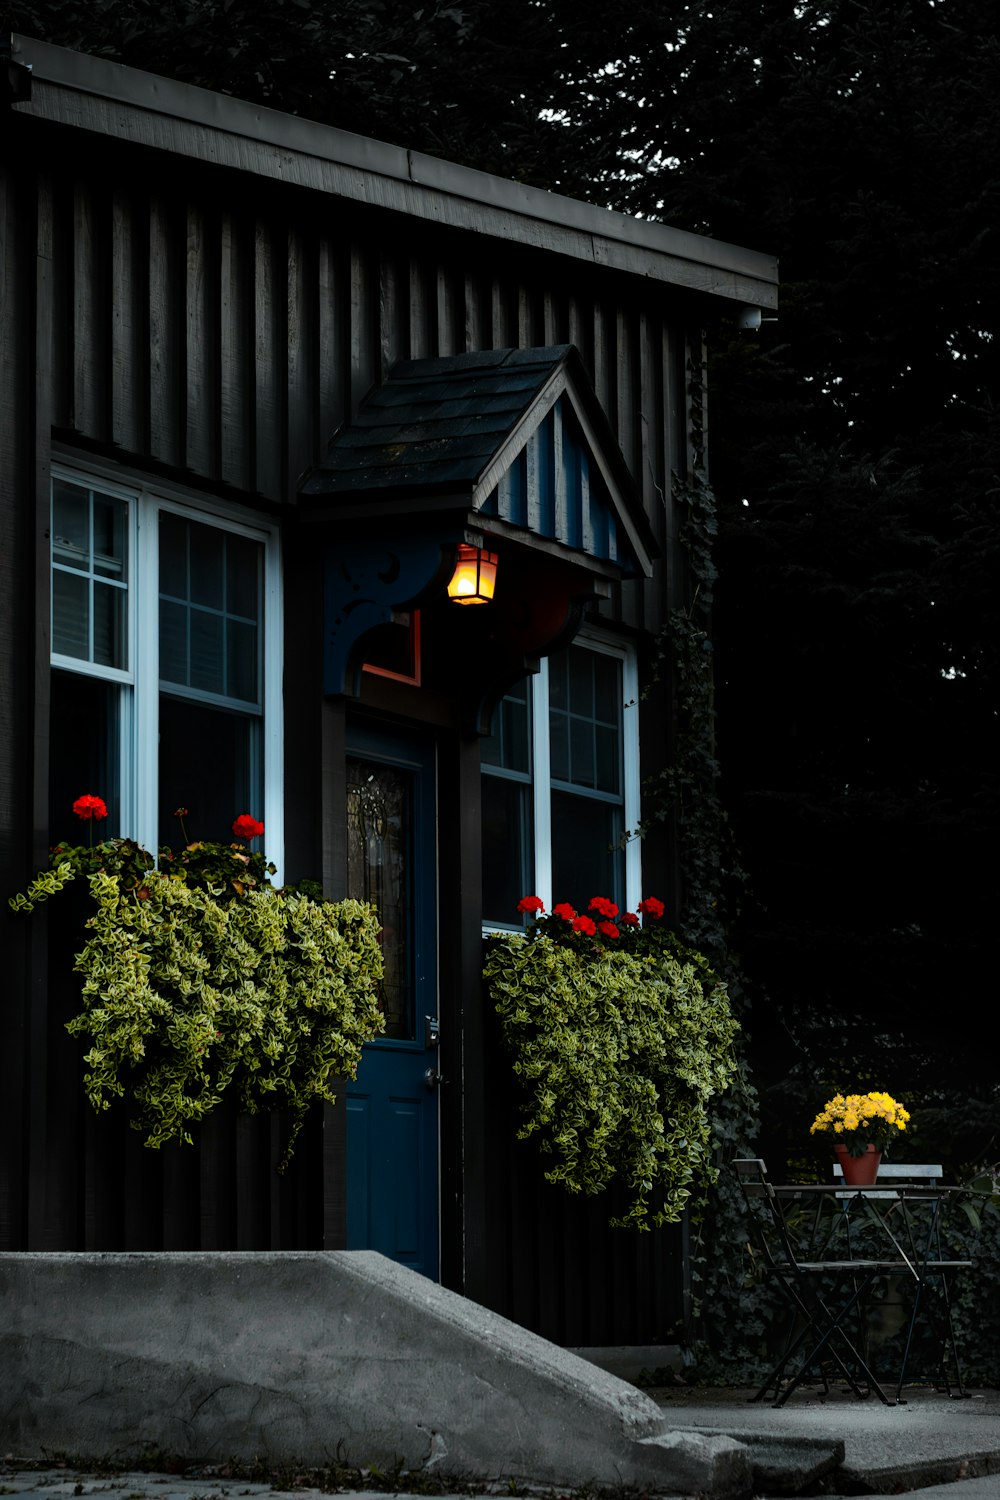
[50,461,284,880]
[482,627,641,930]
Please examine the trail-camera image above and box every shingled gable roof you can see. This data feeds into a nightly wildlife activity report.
[300,345,658,578]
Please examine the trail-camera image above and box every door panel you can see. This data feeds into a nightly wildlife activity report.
[345,727,439,1279]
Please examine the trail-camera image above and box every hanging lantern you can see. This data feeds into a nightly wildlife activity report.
[447,543,498,605]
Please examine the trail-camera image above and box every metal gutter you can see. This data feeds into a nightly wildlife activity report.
[10,34,778,308]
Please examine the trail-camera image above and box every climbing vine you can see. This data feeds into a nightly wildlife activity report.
[640,352,767,1370]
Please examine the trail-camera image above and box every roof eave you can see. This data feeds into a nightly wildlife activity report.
[10,34,779,309]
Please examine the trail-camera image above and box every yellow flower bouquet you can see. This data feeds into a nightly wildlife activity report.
[809,1091,910,1157]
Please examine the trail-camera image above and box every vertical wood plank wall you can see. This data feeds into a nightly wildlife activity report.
[1,132,695,1343]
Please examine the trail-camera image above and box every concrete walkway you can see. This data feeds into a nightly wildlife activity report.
[649,1381,1000,1495]
[3,1386,998,1499]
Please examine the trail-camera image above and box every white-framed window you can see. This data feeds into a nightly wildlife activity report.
[49,463,283,875]
[481,630,641,928]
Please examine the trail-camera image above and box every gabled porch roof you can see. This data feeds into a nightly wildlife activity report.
[300,345,658,580]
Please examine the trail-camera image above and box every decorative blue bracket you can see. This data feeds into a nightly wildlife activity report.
[324,535,453,697]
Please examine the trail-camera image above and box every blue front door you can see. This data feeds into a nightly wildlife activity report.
[344,727,440,1278]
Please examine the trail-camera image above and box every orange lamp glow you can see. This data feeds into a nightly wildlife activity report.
[447,543,498,605]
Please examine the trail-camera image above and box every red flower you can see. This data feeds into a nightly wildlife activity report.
[598,921,620,939]
[572,915,596,936]
[516,895,545,914]
[73,794,107,821]
[588,896,619,919]
[638,896,665,920]
[620,912,640,928]
[232,814,265,840]
[552,902,577,922]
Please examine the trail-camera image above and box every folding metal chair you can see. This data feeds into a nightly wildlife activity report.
[734,1157,904,1407]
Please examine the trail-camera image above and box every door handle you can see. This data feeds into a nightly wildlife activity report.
[424,1068,446,1090]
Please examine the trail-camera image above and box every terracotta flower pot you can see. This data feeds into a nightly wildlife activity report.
[834,1142,881,1186]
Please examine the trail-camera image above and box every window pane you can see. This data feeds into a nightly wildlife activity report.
[227,532,261,620]
[548,708,567,783]
[550,644,622,794]
[551,789,624,912]
[228,619,258,704]
[595,724,620,795]
[500,695,530,774]
[159,511,187,599]
[568,647,594,716]
[482,775,533,925]
[49,669,122,836]
[190,524,225,609]
[159,599,187,686]
[158,694,262,848]
[159,514,262,707]
[569,716,595,789]
[51,480,128,671]
[190,609,225,694]
[93,581,126,668]
[92,496,126,582]
[594,653,619,723]
[52,482,90,570]
[52,570,89,661]
[482,682,531,773]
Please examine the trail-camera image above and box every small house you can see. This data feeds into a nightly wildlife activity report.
[0,35,777,1351]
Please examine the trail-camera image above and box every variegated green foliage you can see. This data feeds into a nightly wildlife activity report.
[65,872,384,1166]
[8,859,79,913]
[484,934,738,1228]
[13,840,384,1167]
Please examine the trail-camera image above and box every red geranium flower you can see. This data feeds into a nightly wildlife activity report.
[620,912,640,928]
[552,902,576,922]
[572,915,596,936]
[638,896,665,920]
[73,793,107,821]
[516,895,545,915]
[597,920,620,939]
[588,896,619,919]
[232,813,265,840]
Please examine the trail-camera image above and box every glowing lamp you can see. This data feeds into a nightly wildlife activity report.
[447,543,498,605]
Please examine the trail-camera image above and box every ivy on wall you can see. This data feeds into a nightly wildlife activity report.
[640,352,769,1370]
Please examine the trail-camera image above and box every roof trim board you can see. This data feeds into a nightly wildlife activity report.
[10,35,779,309]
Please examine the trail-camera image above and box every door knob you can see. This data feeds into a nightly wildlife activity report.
[424,1068,445,1090]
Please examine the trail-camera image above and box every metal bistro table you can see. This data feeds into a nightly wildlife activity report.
[768,1175,972,1403]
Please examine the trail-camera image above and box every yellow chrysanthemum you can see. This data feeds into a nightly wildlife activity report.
[808,1089,909,1150]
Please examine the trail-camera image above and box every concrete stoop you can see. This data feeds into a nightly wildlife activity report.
[0,1252,750,1498]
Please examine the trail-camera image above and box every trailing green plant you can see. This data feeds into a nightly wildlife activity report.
[11,801,384,1168]
[483,895,740,1228]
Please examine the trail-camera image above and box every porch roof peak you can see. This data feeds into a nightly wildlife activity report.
[300,344,658,579]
